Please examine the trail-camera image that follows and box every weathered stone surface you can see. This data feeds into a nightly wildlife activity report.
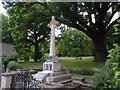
[72,77,93,88]
[49,71,65,76]
[52,62,61,72]
[46,74,71,83]
[1,72,18,89]
[41,82,81,90]
[72,76,86,82]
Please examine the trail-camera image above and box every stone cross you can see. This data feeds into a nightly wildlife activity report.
[48,16,59,56]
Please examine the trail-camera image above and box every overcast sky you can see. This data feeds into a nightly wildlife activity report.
[0,1,7,15]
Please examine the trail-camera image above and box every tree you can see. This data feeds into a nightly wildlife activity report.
[17,46,33,61]
[57,28,93,57]
[47,2,120,62]
[93,23,120,89]
[3,2,120,62]
[2,14,14,43]
[3,2,51,62]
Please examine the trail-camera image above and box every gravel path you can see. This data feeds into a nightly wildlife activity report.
[21,63,43,68]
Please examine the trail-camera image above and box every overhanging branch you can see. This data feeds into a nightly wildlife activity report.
[104,5,120,28]
[105,17,120,33]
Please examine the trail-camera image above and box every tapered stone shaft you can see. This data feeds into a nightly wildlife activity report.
[48,16,59,56]
[49,24,56,56]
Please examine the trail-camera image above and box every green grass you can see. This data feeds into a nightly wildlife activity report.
[60,56,104,70]
[23,65,43,69]
[17,59,45,69]
[18,56,104,70]
[59,57,75,60]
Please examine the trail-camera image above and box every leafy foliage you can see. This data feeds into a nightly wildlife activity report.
[49,2,120,62]
[3,2,51,62]
[2,14,14,43]
[57,28,94,56]
[93,44,120,89]
[93,23,120,87]
[93,61,116,89]
[41,53,49,60]
[7,61,19,71]
[2,2,120,63]
[113,23,120,44]
[1,54,18,72]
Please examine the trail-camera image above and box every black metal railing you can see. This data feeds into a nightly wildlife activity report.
[11,73,41,89]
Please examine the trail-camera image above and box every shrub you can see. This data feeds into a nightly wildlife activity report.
[1,54,18,71]
[93,62,116,89]
[93,44,120,89]
[7,61,19,71]
[115,71,120,88]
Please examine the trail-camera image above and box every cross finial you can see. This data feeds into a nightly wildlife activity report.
[52,16,55,21]
[48,16,59,27]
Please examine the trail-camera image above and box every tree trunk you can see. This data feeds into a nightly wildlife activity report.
[92,34,107,63]
[34,43,41,62]
[24,57,29,62]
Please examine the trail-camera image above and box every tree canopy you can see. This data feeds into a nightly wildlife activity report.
[57,28,94,57]
[3,2,51,61]
[48,2,120,62]
[2,2,120,62]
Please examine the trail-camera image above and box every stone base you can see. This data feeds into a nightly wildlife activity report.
[51,56,58,62]
[49,71,65,76]
[43,62,61,72]
[34,70,72,84]
[41,82,81,89]
[34,55,72,84]
[46,74,72,83]
[52,62,61,72]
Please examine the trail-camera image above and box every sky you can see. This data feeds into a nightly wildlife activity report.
[0,1,7,15]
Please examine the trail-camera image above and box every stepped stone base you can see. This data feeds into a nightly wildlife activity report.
[41,82,81,89]
[46,74,71,83]
[34,71,73,84]
[49,71,65,76]
[34,54,72,84]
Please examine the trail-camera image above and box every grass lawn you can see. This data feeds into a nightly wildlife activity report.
[18,56,104,70]
[17,59,45,69]
[18,56,104,80]
[59,56,104,70]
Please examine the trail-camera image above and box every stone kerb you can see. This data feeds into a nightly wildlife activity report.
[1,72,18,89]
